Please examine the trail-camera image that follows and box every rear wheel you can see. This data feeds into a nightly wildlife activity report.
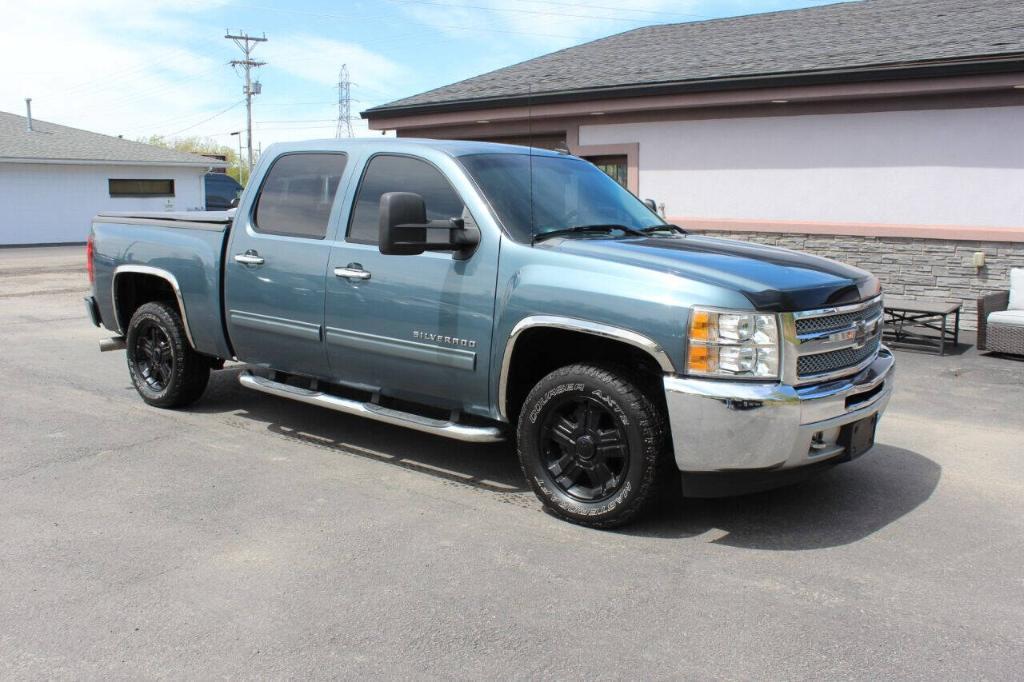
[126,301,209,408]
[516,363,666,528]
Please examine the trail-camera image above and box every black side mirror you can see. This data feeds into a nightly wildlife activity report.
[229,196,241,209]
[379,192,479,258]
[643,198,658,214]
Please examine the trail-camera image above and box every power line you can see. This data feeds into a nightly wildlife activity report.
[383,0,703,24]
[225,30,268,174]
[164,100,246,137]
[471,0,709,20]
[257,101,337,107]
[241,5,581,39]
[259,118,338,124]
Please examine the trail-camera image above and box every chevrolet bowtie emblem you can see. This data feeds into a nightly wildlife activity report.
[853,320,868,349]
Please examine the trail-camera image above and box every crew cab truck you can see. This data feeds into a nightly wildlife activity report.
[84,139,894,528]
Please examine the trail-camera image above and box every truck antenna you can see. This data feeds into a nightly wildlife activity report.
[528,83,535,243]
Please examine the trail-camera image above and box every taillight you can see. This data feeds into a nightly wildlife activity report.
[86,234,95,284]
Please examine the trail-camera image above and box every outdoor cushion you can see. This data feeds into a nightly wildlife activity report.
[1009,268,1024,310]
[988,309,1024,327]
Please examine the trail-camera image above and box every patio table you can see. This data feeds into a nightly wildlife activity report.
[883,297,961,355]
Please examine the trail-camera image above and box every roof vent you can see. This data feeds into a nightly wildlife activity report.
[25,97,33,132]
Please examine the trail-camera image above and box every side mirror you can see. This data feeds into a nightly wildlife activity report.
[379,192,479,258]
[229,196,241,209]
[643,198,658,214]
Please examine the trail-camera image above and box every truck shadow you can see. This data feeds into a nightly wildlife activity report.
[623,445,942,549]
[196,368,941,550]
[194,368,529,494]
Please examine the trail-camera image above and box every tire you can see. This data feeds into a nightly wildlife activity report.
[125,301,209,408]
[516,363,667,528]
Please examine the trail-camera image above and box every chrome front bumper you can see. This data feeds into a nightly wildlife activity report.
[663,347,894,472]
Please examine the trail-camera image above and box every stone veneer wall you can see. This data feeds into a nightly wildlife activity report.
[694,232,1024,332]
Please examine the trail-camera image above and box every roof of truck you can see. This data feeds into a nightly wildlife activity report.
[263,137,568,159]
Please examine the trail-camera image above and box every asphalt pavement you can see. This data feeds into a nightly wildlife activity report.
[1,246,1022,679]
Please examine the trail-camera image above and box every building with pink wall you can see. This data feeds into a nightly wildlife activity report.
[363,0,1024,329]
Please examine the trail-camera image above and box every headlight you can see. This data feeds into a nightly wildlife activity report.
[686,307,779,379]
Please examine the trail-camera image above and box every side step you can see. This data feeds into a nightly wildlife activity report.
[238,370,505,443]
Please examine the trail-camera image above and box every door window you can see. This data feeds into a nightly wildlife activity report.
[347,155,465,245]
[253,153,347,239]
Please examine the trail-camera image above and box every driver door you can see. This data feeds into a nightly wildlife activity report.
[324,153,497,413]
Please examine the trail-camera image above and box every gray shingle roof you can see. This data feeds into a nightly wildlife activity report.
[0,111,215,166]
[366,0,1024,116]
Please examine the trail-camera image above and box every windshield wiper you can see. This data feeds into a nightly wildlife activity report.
[533,224,647,244]
[639,223,687,235]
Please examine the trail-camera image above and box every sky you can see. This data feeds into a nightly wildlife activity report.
[2,0,851,156]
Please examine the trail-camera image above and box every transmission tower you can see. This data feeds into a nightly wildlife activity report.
[336,65,353,139]
[225,30,267,174]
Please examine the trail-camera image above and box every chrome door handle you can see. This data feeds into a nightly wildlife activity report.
[334,266,371,281]
[234,252,264,265]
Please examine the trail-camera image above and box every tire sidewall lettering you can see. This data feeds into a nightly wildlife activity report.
[528,382,585,424]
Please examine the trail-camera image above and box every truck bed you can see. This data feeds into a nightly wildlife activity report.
[91,212,233,359]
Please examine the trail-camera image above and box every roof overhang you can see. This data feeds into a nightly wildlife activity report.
[364,55,1024,126]
[0,157,214,169]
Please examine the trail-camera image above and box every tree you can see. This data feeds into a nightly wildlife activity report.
[138,135,244,184]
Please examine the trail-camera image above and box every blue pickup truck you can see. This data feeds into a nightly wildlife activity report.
[85,138,894,527]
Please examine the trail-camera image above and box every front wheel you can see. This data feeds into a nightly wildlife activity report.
[516,364,667,528]
[125,301,209,408]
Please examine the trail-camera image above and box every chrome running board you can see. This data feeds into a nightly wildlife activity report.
[238,370,504,443]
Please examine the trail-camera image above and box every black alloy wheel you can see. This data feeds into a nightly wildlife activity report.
[516,363,667,528]
[540,395,630,502]
[131,321,174,392]
[125,301,210,408]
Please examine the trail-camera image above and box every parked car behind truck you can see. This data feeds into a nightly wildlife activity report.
[84,139,894,527]
[203,172,243,211]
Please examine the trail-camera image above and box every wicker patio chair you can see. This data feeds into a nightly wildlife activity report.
[977,268,1024,355]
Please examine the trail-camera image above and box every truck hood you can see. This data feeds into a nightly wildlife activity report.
[543,234,879,311]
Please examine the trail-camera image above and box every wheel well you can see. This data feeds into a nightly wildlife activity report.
[113,273,179,333]
[503,327,667,423]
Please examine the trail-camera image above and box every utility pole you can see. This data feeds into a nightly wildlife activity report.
[335,65,353,139]
[224,30,267,175]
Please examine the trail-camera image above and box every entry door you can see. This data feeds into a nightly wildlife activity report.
[324,154,496,412]
[225,152,348,376]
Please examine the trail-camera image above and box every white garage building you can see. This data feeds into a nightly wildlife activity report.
[0,110,213,245]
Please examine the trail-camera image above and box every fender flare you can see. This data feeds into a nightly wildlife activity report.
[111,265,196,348]
[497,315,676,421]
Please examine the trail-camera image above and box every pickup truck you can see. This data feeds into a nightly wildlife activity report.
[84,138,894,528]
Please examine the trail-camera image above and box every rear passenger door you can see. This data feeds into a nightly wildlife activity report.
[224,152,349,377]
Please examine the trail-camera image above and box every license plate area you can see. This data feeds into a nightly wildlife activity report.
[839,414,877,460]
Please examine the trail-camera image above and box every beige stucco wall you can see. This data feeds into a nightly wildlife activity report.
[579,105,1024,230]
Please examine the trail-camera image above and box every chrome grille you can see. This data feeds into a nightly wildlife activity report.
[795,301,883,335]
[798,336,880,377]
[784,295,885,384]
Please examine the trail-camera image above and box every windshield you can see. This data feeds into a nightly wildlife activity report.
[459,153,664,243]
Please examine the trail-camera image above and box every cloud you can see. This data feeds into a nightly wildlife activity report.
[0,0,232,139]
[265,34,407,99]
[395,0,710,49]
[0,1,406,149]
